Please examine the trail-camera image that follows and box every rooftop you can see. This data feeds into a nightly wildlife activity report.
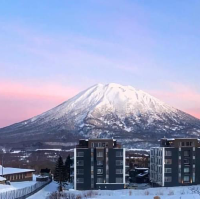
[0,165,35,175]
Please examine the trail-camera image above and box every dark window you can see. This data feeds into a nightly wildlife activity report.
[77,160,84,166]
[97,151,103,157]
[77,152,84,157]
[97,160,103,166]
[77,178,84,183]
[116,178,123,183]
[165,159,172,164]
[184,159,190,164]
[116,160,123,166]
[77,169,84,174]
[184,150,190,157]
[97,178,104,183]
[116,151,123,157]
[116,169,123,174]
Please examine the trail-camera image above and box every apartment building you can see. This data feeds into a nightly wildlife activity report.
[71,139,129,190]
[150,138,200,187]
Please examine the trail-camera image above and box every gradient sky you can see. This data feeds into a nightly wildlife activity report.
[0,0,200,127]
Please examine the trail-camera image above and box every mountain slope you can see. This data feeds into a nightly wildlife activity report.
[0,83,200,147]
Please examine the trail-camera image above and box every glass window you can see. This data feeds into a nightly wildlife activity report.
[97,151,103,157]
[97,169,103,174]
[77,152,84,157]
[165,159,172,164]
[182,142,185,146]
[164,176,172,182]
[165,151,172,156]
[116,151,123,157]
[183,176,189,182]
[97,178,104,183]
[184,150,190,157]
[116,178,123,183]
[97,160,103,166]
[165,168,172,173]
[116,160,123,166]
[77,169,84,174]
[116,169,123,174]
[184,159,190,164]
[184,167,190,173]
[77,160,84,166]
[77,178,84,183]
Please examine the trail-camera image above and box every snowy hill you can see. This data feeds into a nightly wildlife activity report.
[0,83,200,148]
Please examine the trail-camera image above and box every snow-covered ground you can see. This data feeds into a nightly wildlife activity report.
[28,181,200,199]
[0,175,37,193]
[28,181,58,199]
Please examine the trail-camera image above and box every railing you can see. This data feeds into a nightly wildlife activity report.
[0,179,51,199]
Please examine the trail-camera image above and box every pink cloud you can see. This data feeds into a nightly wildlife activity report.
[148,83,200,119]
[0,80,80,127]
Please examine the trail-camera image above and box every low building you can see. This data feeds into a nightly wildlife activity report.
[71,139,129,190]
[150,138,200,187]
[0,165,35,182]
[0,176,6,184]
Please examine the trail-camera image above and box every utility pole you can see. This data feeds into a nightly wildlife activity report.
[1,154,3,176]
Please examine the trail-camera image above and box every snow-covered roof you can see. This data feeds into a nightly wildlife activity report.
[0,176,6,181]
[0,166,34,175]
[135,167,149,170]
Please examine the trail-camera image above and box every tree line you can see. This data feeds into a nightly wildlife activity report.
[54,155,71,192]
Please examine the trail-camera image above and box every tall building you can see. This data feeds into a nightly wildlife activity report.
[71,139,129,190]
[150,138,200,187]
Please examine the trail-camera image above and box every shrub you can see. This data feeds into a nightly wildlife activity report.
[168,190,174,195]
[144,190,149,195]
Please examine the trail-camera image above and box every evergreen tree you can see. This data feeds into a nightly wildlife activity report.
[54,156,68,192]
[65,154,71,182]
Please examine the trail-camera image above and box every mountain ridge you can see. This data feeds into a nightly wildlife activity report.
[0,83,200,148]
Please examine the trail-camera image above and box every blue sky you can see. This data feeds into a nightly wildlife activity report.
[0,0,200,127]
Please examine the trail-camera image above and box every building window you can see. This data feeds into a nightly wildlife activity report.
[97,160,103,166]
[116,151,123,157]
[183,176,189,182]
[116,178,123,183]
[184,167,190,173]
[184,159,190,164]
[77,178,84,183]
[165,168,172,173]
[97,178,104,183]
[116,169,123,174]
[165,151,172,156]
[164,176,172,182]
[77,160,84,166]
[181,142,185,146]
[165,159,172,164]
[184,150,190,157]
[116,160,123,166]
[97,169,103,174]
[77,152,84,157]
[97,151,103,157]
[91,142,94,148]
[77,169,84,174]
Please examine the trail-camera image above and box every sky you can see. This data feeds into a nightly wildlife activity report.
[0,0,200,127]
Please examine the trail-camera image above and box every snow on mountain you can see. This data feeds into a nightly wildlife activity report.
[0,83,200,147]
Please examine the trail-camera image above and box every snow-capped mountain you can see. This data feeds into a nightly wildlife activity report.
[1,83,200,148]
